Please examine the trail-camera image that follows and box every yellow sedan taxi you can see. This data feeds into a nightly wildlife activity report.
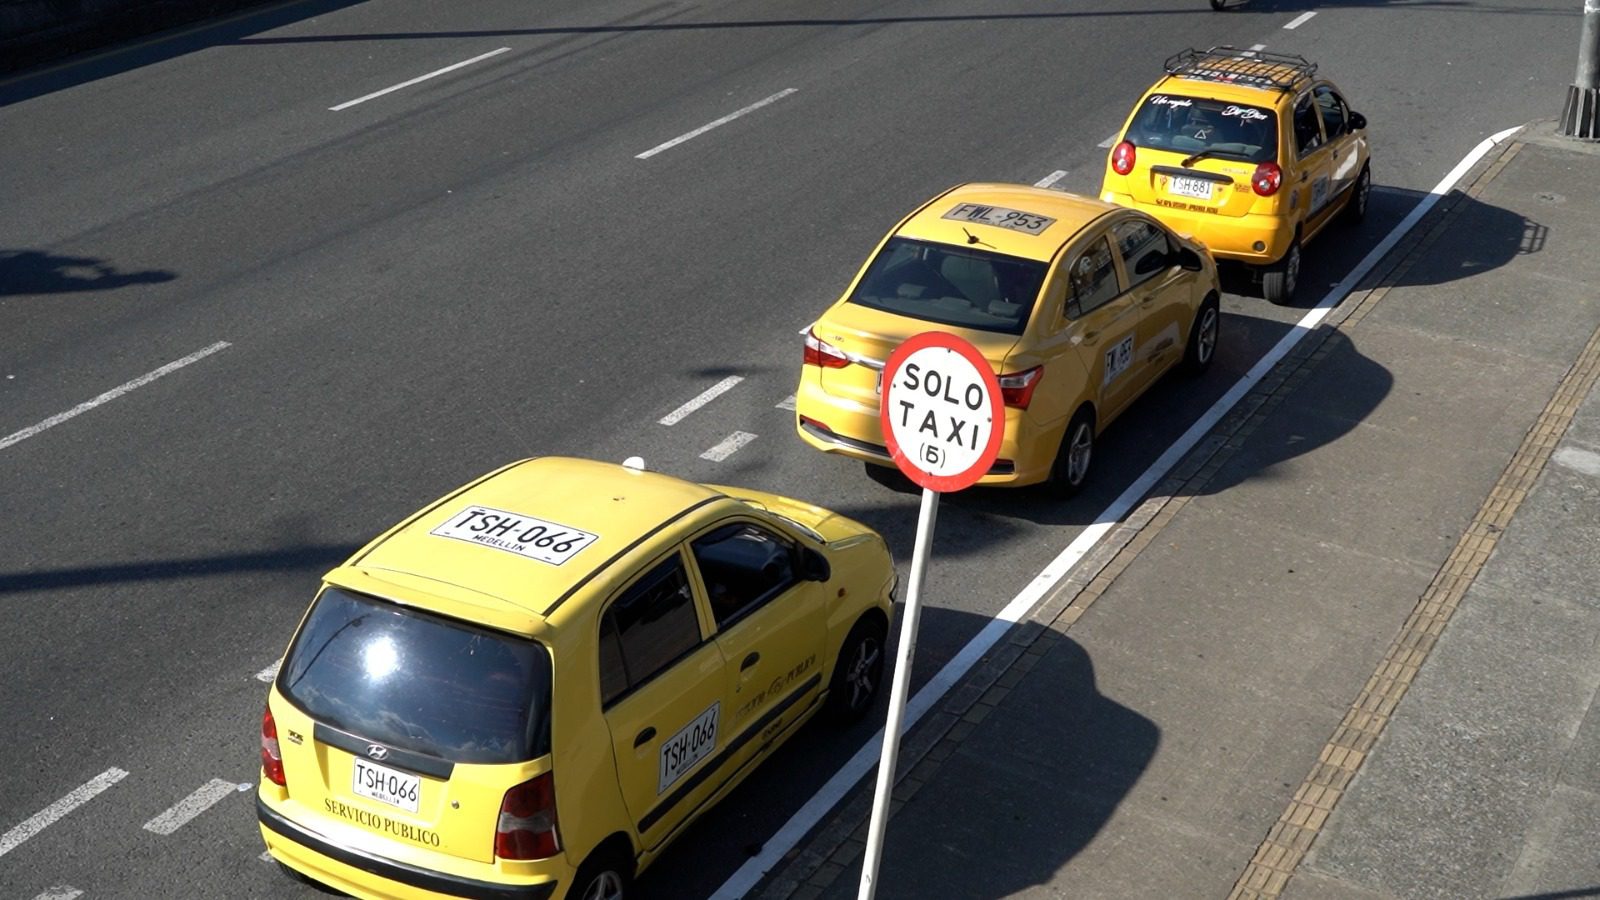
[796,183,1221,496]
[1100,47,1370,304]
[258,457,895,900]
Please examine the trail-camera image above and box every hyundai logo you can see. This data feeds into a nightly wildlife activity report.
[366,744,389,761]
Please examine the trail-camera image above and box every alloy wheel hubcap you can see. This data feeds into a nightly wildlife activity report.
[583,872,623,900]
[1285,247,1300,294]
[1198,308,1218,363]
[1069,424,1093,483]
[849,640,881,708]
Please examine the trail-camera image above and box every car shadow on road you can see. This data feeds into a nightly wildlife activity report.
[0,543,355,595]
[0,248,176,296]
[637,615,1158,900]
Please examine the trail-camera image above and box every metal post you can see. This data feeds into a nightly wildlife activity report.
[1559,0,1600,138]
[857,485,939,900]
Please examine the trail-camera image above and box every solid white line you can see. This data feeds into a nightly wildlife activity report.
[1097,133,1119,149]
[1033,170,1069,189]
[31,888,82,900]
[256,660,281,683]
[330,47,510,111]
[0,768,129,859]
[658,376,744,425]
[700,431,758,462]
[1284,11,1317,28]
[143,778,238,835]
[0,342,231,452]
[776,394,797,411]
[711,127,1524,898]
[636,88,798,159]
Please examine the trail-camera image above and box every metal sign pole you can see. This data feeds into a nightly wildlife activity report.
[857,484,939,900]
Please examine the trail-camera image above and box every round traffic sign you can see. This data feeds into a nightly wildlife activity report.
[879,331,1005,492]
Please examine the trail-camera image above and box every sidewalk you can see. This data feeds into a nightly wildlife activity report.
[760,121,1600,900]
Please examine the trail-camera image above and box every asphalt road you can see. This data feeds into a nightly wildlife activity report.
[0,0,1580,897]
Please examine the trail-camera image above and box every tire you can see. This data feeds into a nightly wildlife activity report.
[1261,238,1300,306]
[1046,408,1096,498]
[1343,163,1371,225]
[570,848,632,900]
[1183,296,1220,375]
[863,460,915,493]
[1210,0,1226,9]
[826,616,887,725]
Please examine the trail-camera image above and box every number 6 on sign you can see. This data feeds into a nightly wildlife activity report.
[878,331,1005,492]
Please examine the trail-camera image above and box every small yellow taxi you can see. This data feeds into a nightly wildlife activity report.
[1100,47,1371,304]
[257,457,895,900]
[795,183,1221,496]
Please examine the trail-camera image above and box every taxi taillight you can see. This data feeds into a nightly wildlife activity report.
[1251,162,1283,196]
[999,366,1043,409]
[496,773,561,860]
[261,705,286,787]
[1111,141,1136,176]
[803,329,850,369]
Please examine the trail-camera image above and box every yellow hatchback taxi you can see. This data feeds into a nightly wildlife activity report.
[257,457,895,900]
[1100,47,1371,304]
[796,183,1221,496]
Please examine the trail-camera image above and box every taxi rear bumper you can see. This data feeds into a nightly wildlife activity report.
[1104,191,1294,264]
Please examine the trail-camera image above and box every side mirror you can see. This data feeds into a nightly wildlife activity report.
[1348,111,1367,131]
[801,547,831,582]
[1175,246,1205,271]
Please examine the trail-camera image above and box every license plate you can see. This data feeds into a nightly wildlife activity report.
[1168,176,1214,200]
[352,758,420,813]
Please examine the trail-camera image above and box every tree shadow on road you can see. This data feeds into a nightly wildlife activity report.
[0,249,175,296]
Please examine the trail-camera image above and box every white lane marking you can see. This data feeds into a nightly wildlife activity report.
[256,660,281,683]
[711,126,1525,898]
[330,47,511,111]
[636,88,798,159]
[1097,133,1119,149]
[260,849,275,862]
[659,375,744,425]
[0,768,129,859]
[1284,11,1317,28]
[0,342,231,452]
[1553,446,1600,477]
[776,394,797,411]
[143,778,238,835]
[1250,43,1267,51]
[31,888,82,900]
[1033,170,1069,189]
[700,431,758,461]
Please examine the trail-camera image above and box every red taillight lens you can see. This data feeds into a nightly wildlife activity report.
[1251,162,1283,196]
[999,366,1043,409]
[1111,141,1136,176]
[496,773,560,860]
[261,706,285,787]
[803,329,850,369]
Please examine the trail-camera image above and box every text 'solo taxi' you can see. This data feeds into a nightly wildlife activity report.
[257,457,896,900]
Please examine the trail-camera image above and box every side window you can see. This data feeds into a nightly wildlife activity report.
[1314,86,1347,141]
[1065,236,1120,317]
[1113,219,1172,290]
[599,556,701,705]
[1293,94,1324,157]
[691,523,797,628]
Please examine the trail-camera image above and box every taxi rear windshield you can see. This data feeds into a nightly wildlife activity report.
[278,588,552,764]
[847,238,1046,336]
[1125,96,1278,163]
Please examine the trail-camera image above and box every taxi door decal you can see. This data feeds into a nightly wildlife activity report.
[1103,335,1135,384]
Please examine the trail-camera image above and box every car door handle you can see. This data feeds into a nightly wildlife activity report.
[633,727,656,748]
[741,652,761,671]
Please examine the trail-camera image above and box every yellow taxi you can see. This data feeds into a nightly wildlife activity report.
[257,457,895,900]
[1100,47,1371,304]
[795,183,1221,496]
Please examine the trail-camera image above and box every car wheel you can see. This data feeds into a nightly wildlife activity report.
[863,460,915,493]
[1046,408,1096,498]
[1262,238,1300,306]
[1183,296,1220,375]
[1343,164,1371,225]
[827,616,887,725]
[1209,0,1226,9]
[571,850,632,900]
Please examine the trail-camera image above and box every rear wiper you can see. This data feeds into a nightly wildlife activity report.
[1180,148,1248,168]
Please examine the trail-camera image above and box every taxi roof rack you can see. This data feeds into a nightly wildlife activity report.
[1164,46,1316,91]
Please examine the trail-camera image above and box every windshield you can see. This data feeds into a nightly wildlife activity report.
[847,238,1047,336]
[1125,95,1278,163]
[278,588,552,763]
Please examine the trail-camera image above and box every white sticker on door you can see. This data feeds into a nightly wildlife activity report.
[1104,335,1135,383]
[658,702,719,795]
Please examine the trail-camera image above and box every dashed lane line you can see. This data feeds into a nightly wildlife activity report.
[143,779,246,835]
[1097,133,1118,149]
[659,376,744,425]
[1033,170,1068,189]
[31,888,82,900]
[776,394,797,411]
[701,431,758,462]
[0,342,231,452]
[256,660,281,683]
[0,768,129,859]
[636,89,798,159]
[330,47,511,111]
[1284,11,1317,28]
